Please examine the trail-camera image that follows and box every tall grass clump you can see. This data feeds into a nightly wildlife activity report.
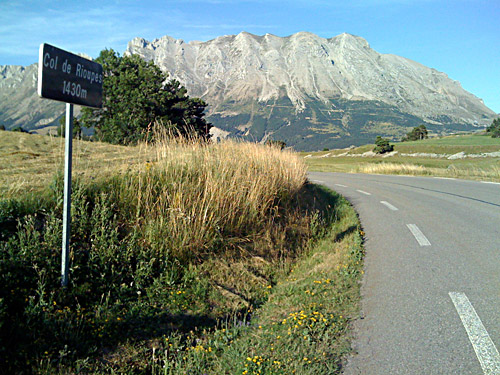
[1,130,328,373]
[355,162,430,176]
[445,163,500,181]
[116,131,308,261]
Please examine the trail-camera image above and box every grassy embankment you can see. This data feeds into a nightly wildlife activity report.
[304,134,500,181]
[0,130,363,374]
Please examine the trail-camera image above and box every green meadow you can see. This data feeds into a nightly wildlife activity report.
[304,134,500,181]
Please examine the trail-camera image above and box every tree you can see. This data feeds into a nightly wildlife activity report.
[80,49,211,145]
[373,136,394,154]
[57,116,82,139]
[486,118,500,138]
[402,125,428,141]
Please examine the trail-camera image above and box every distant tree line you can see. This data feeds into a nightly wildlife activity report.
[59,49,211,145]
[402,125,428,142]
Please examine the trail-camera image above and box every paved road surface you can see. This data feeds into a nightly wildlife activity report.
[308,172,500,374]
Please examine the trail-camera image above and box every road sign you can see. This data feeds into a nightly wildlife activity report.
[38,43,103,108]
[37,43,103,286]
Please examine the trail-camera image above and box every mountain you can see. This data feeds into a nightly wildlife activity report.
[125,32,495,150]
[1,32,496,149]
[0,64,64,133]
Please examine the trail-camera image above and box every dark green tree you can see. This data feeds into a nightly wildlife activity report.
[486,118,500,138]
[402,125,428,141]
[0,125,5,131]
[373,136,394,154]
[80,49,211,145]
[57,116,82,139]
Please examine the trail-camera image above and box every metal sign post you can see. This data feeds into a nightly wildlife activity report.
[61,103,73,287]
[37,43,102,286]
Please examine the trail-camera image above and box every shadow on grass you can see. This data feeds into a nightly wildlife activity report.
[334,225,358,243]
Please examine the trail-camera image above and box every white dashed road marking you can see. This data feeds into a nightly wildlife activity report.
[335,183,347,187]
[311,179,324,183]
[356,189,371,196]
[449,292,500,375]
[380,201,398,211]
[406,224,431,246]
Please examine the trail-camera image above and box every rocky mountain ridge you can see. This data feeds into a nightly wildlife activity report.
[125,32,494,125]
[1,31,496,150]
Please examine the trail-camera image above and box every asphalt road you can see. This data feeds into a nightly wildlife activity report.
[308,172,500,375]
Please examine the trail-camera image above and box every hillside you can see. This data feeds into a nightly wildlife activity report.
[304,133,500,181]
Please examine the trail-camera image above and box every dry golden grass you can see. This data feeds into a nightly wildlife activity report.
[120,130,308,259]
[0,131,152,197]
[1,129,308,260]
[354,162,500,181]
[355,162,430,175]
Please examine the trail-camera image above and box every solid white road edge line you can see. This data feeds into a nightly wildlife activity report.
[380,201,398,211]
[406,224,431,246]
[356,189,371,195]
[434,177,456,180]
[449,292,500,375]
[335,183,347,187]
[481,181,500,185]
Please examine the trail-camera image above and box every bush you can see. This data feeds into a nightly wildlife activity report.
[373,136,394,154]
[487,118,500,138]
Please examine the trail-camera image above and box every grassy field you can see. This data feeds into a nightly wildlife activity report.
[304,134,500,181]
[0,130,154,197]
[0,130,363,374]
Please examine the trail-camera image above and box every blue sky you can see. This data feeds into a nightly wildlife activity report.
[1,0,499,112]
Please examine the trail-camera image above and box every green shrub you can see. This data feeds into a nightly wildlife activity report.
[373,136,394,154]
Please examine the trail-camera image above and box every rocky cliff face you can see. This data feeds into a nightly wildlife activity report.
[0,64,64,132]
[1,32,496,149]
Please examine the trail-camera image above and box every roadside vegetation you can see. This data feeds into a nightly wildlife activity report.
[304,133,500,182]
[0,130,363,373]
